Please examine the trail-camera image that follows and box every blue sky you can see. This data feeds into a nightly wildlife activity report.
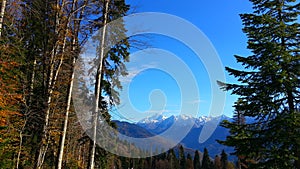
[110,0,254,122]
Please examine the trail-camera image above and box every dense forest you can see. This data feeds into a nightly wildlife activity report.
[0,0,299,169]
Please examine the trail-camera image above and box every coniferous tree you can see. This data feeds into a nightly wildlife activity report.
[86,0,130,167]
[168,148,179,169]
[0,0,132,168]
[159,151,167,161]
[202,148,212,169]
[0,0,137,167]
[194,150,201,169]
[186,153,194,169]
[179,145,186,169]
[218,101,246,168]
[56,1,89,168]
[219,0,300,168]
[220,150,228,169]
[0,1,29,168]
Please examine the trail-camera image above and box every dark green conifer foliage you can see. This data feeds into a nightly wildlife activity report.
[179,145,186,169]
[168,148,179,169]
[220,150,228,169]
[202,148,212,169]
[219,0,300,168]
[193,150,201,169]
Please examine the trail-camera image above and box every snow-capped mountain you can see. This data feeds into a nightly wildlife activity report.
[137,114,231,133]
[138,114,168,124]
[115,114,233,159]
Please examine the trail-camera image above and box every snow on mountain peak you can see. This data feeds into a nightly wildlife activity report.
[138,114,168,124]
[138,114,230,128]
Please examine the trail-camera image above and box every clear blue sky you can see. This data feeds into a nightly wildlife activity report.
[111,0,254,122]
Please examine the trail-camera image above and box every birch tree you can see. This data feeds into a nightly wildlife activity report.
[56,0,88,168]
[0,0,7,38]
[86,0,131,167]
[35,0,76,167]
[88,1,110,168]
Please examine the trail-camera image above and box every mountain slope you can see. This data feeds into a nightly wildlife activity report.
[114,115,234,159]
[114,120,154,138]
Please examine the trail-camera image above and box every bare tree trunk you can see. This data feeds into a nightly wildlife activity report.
[88,0,110,168]
[16,54,37,168]
[36,1,68,168]
[57,53,75,169]
[29,59,37,104]
[16,123,25,169]
[16,134,22,169]
[0,0,7,38]
[56,0,88,168]
[57,3,77,168]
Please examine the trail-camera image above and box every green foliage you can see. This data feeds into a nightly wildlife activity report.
[219,0,300,168]
[179,145,186,169]
[193,150,201,169]
[220,150,228,169]
[1,0,133,168]
[167,148,179,169]
[202,148,213,169]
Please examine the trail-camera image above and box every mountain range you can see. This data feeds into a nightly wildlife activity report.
[114,114,234,159]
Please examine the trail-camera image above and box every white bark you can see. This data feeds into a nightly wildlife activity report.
[36,0,67,168]
[57,0,88,167]
[57,54,76,169]
[16,132,22,169]
[0,0,7,38]
[88,0,110,168]
[28,58,37,106]
[16,56,36,169]
[16,121,27,169]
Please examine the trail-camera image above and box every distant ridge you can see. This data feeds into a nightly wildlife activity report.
[113,120,154,138]
[113,114,234,159]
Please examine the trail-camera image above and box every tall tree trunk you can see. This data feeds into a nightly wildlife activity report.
[0,0,7,38]
[57,52,76,169]
[16,123,25,169]
[88,0,110,168]
[16,53,37,168]
[56,0,88,167]
[276,1,299,167]
[29,59,37,104]
[35,0,67,168]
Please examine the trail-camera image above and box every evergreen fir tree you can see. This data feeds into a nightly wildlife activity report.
[187,153,194,169]
[179,145,186,169]
[202,148,212,169]
[194,150,201,169]
[219,0,300,168]
[168,148,179,169]
[220,150,228,169]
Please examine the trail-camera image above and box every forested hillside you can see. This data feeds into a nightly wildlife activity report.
[0,0,299,169]
[0,0,132,168]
